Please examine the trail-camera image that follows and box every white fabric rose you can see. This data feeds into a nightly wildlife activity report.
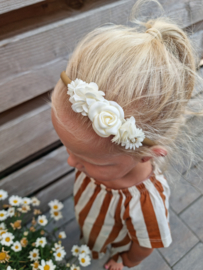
[112,116,145,150]
[66,78,146,149]
[68,80,105,116]
[88,100,125,137]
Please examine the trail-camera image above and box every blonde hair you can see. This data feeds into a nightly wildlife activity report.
[51,0,203,179]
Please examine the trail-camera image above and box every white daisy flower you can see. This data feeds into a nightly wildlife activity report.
[7,207,15,217]
[28,248,40,261]
[31,197,40,206]
[22,197,31,205]
[78,253,91,267]
[58,231,66,239]
[53,248,66,261]
[0,190,8,200]
[71,245,80,257]
[52,243,63,252]
[0,222,6,230]
[31,261,40,270]
[48,199,63,212]
[35,237,47,248]
[9,195,22,206]
[70,265,80,270]
[0,230,7,240]
[79,245,91,256]
[0,210,7,221]
[50,210,63,221]
[37,215,48,226]
[7,267,14,270]
[11,241,22,252]
[17,205,30,213]
[38,259,56,270]
[1,232,14,246]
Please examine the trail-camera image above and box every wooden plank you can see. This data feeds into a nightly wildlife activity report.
[35,171,75,214]
[0,104,58,172]
[0,0,45,15]
[0,58,67,112]
[1,0,203,112]
[0,146,72,196]
[0,0,113,39]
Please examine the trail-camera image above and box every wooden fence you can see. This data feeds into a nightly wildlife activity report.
[0,0,203,214]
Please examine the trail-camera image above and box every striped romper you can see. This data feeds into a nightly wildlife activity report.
[73,163,172,261]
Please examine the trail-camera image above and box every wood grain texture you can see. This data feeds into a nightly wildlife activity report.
[0,58,67,112]
[0,104,58,171]
[1,0,203,112]
[0,146,72,196]
[0,0,45,15]
[36,171,75,214]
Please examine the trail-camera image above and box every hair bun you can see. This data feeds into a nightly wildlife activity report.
[146,27,162,42]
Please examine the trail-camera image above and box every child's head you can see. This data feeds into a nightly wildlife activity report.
[51,0,199,175]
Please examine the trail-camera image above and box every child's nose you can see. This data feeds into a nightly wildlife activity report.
[67,153,83,169]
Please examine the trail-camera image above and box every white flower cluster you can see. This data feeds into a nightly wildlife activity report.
[48,199,63,221]
[67,79,145,149]
[71,244,91,267]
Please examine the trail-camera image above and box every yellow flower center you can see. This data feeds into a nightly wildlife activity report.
[15,245,19,249]
[13,200,18,204]
[40,240,43,244]
[0,252,6,260]
[81,250,85,253]
[22,238,28,245]
[57,252,61,257]
[0,213,4,217]
[34,262,39,267]
[39,219,43,223]
[44,265,50,270]
[5,237,10,242]
[75,248,79,253]
[14,221,21,228]
[0,195,2,198]
[0,231,6,235]
[81,258,86,263]
[33,253,37,257]
[53,205,58,209]
[54,212,59,216]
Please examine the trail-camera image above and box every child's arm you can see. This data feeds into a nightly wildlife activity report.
[121,241,154,267]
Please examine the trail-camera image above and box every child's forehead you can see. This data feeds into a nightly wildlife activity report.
[51,109,120,161]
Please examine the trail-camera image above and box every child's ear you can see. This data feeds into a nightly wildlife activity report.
[151,146,168,157]
[140,146,167,163]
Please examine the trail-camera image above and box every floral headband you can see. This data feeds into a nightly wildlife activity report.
[60,71,156,149]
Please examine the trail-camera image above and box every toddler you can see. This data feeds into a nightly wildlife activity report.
[50,0,202,269]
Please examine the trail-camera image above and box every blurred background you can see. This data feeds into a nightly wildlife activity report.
[0,0,203,269]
